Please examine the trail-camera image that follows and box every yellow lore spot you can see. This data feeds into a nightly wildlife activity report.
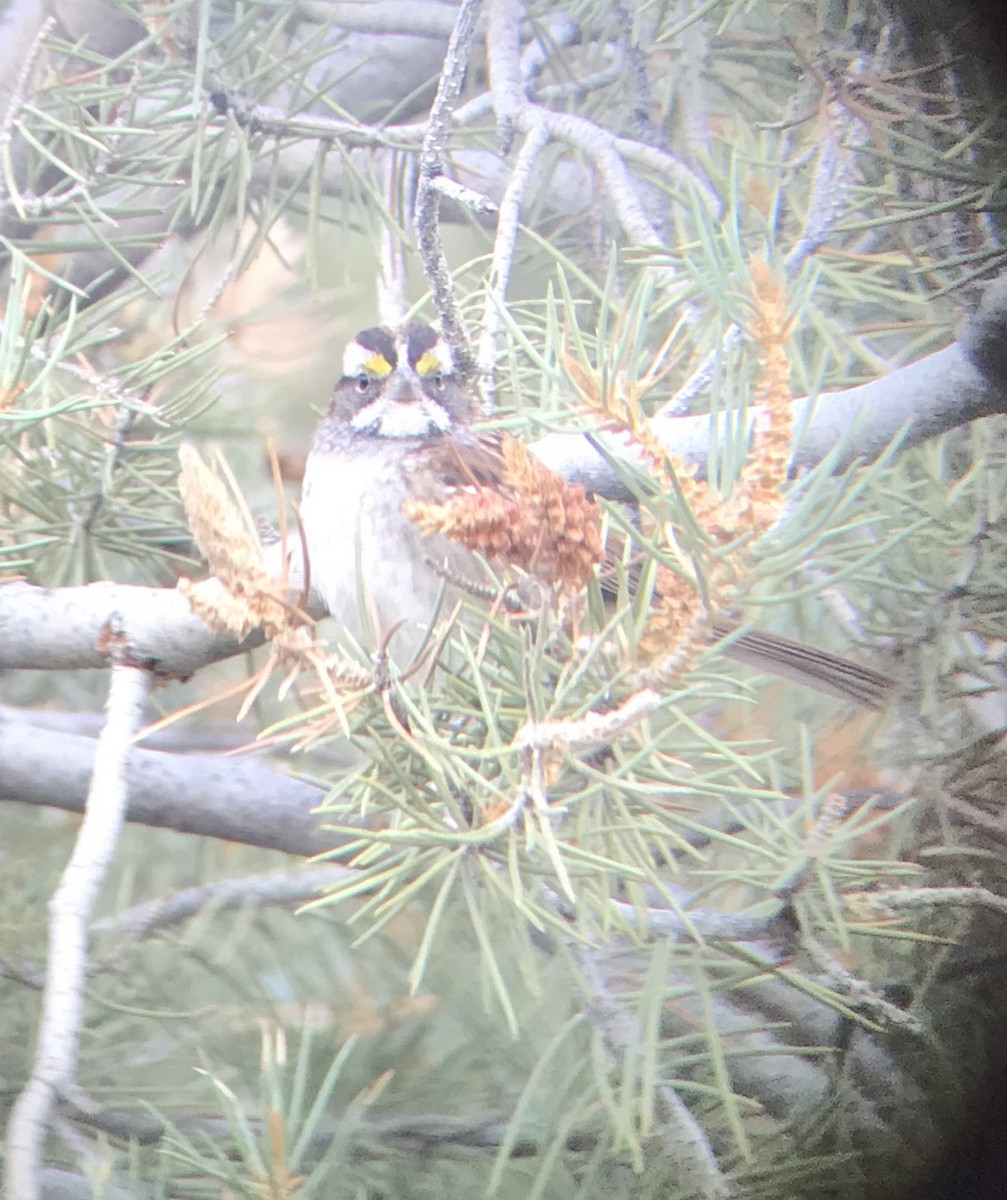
[364,354,393,377]
[415,350,442,377]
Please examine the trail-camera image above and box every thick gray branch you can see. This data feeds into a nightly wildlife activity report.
[0,580,256,674]
[295,1,465,38]
[533,274,1007,495]
[0,705,252,752]
[0,715,336,856]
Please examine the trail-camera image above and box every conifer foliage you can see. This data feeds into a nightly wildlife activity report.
[3,3,1007,1199]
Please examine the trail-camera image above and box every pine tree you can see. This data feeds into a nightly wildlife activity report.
[3,2,1007,1198]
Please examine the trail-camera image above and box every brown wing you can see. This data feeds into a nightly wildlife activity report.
[404,431,508,503]
[402,436,894,704]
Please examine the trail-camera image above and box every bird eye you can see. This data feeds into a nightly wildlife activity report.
[433,373,445,391]
[356,375,369,394]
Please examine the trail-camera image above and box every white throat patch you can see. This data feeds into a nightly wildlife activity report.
[350,397,452,438]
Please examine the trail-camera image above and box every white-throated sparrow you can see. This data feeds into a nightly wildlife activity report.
[300,321,895,706]
[300,321,496,663]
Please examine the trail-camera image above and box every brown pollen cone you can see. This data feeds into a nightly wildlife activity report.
[404,434,603,591]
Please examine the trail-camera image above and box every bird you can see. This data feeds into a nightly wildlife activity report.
[300,321,896,707]
[299,321,492,665]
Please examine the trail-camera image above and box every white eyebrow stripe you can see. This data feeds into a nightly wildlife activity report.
[424,337,454,374]
[343,338,390,377]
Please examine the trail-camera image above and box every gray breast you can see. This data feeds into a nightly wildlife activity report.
[300,437,474,664]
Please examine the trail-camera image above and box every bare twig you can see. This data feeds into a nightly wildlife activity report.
[518,10,580,82]
[0,3,54,215]
[232,45,619,154]
[413,0,484,375]
[91,865,354,939]
[5,660,149,1200]
[613,136,720,212]
[851,884,1007,920]
[607,898,795,946]
[485,0,718,267]
[515,688,661,754]
[800,934,923,1033]
[477,122,550,387]
[427,174,498,215]
[784,99,869,278]
[22,340,160,421]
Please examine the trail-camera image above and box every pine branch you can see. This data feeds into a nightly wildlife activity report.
[0,580,259,675]
[3,8,1006,1195]
[0,715,337,855]
[90,865,354,939]
[533,274,1007,494]
[577,946,737,1200]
